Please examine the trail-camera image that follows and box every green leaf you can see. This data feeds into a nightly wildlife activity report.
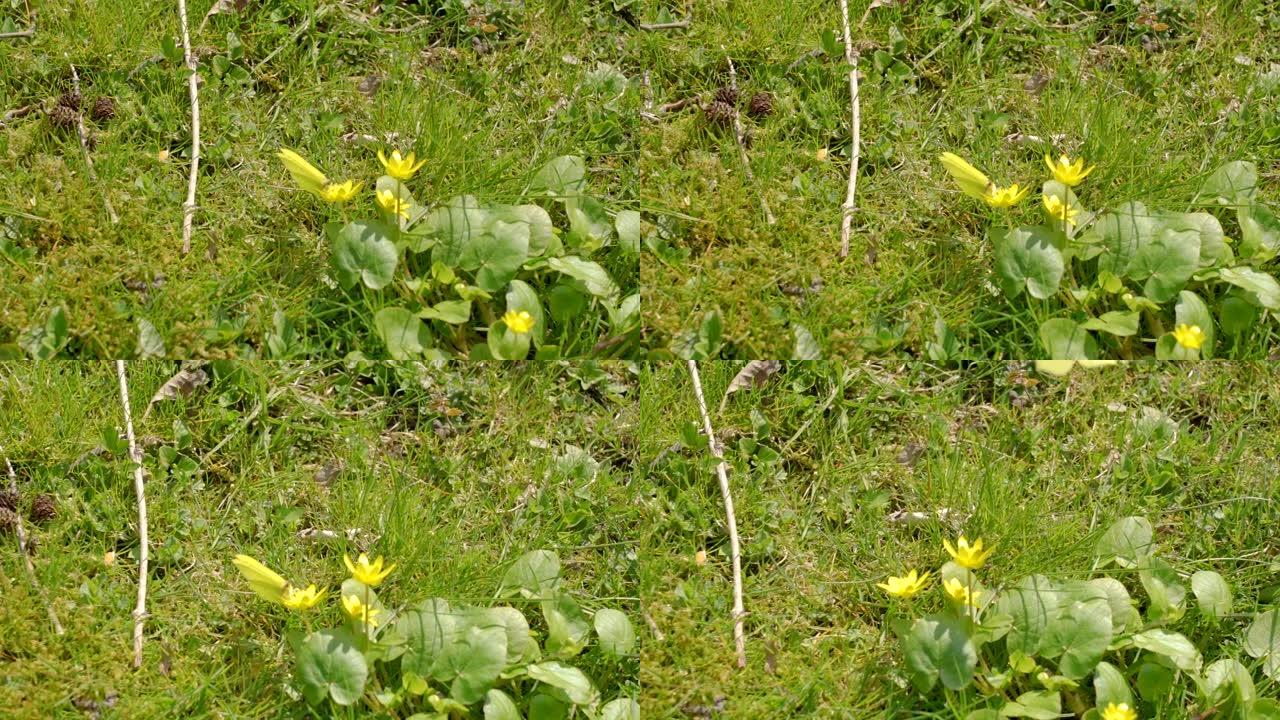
[1128,226,1200,302]
[488,315,531,360]
[398,598,458,681]
[483,689,522,720]
[428,195,488,268]
[1093,661,1134,709]
[1088,578,1140,633]
[593,608,635,657]
[548,284,588,325]
[565,196,613,252]
[1219,267,1280,310]
[1202,658,1256,711]
[528,693,569,720]
[1079,311,1139,338]
[999,690,1061,719]
[1130,629,1202,673]
[499,550,561,598]
[295,629,369,706]
[600,698,641,720]
[462,220,529,292]
[998,575,1059,656]
[1042,601,1112,679]
[966,712,1001,720]
[543,594,591,657]
[1039,318,1096,360]
[441,625,507,704]
[331,220,399,289]
[793,324,822,360]
[1251,699,1280,719]
[506,280,546,346]
[137,318,166,358]
[1094,516,1153,568]
[1245,609,1280,662]
[418,300,472,325]
[374,307,431,359]
[615,210,641,255]
[1139,557,1186,620]
[1136,660,1174,701]
[1159,211,1229,267]
[1239,203,1280,262]
[1175,290,1215,358]
[499,204,559,257]
[901,614,977,692]
[526,661,599,706]
[1219,294,1259,335]
[1200,160,1257,206]
[532,156,586,198]
[1097,201,1157,277]
[1190,570,1231,621]
[672,311,723,360]
[547,256,620,300]
[482,606,541,666]
[992,226,1065,299]
[19,306,69,359]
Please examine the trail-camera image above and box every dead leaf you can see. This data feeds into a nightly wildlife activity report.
[144,365,209,418]
[718,360,782,412]
[199,0,249,32]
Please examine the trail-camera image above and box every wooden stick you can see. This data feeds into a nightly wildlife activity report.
[70,66,119,224]
[178,0,201,254]
[686,361,747,668]
[724,55,775,225]
[116,361,149,668]
[639,19,690,30]
[838,0,861,259]
[3,452,64,635]
[0,28,34,39]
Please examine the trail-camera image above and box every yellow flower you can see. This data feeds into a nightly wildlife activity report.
[1101,702,1137,720]
[342,594,382,626]
[281,584,327,611]
[985,184,1031,208]
[1042,195,1079,225]
[943,578,981,606]
[232,554,289,605]
[944,536,994,570]
[344,553,396,586]
[277,148,329,195]
[876,569,932,598]
[1172,324,1205,350]
[1044,153,1095,187]
[319,180,362,203]
[376,189,411,219]
[939,152,993,201]
[503,310,535,334]
[378,149,427,181]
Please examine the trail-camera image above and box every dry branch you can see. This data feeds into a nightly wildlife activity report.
[71,66,119,224]
[838,0,861,259]
[724,55,775,225]
[3,452,64,635]
[686,361,747,668]
[116,362,149,668]
[0,27,34,39]
[639,19,690,30]
[177,0,201,254]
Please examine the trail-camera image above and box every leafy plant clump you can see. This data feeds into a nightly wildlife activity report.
[233,549,638,719]
[939,152,1279,360]
[278,149,639,360]
[879,519,1280,719]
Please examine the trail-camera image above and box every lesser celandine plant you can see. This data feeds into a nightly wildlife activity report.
[939,150,1280,360]
[232,549,638,719]
[275,148,640,360]
[878,520,1280,719]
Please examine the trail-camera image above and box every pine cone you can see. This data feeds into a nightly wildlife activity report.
[0,488,18,511]
[0,507,18,535]
[57,90,81,111]
[747,92,774,119]
[29,494,56,524]
[703,100,736,127]
[48,104,77,130]
[713,85,739,106]
[91,96,116,121]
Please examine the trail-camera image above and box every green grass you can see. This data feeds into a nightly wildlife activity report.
[638,0,1280,358]
[639,361,1280,716]
[0,0,639,358]
[0,361,639,717]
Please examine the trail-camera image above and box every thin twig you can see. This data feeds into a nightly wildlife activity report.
[724,55,775,225]
[116,362,149,669]
[3,451,64,635]
[658,96,700,114]
[838,0,861,259]
[639,19,690,30]
[177,0,201,254]
[686,361,747,668]
[70,66,119,224]
[0,28,34,39]
[1,104,35,125]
